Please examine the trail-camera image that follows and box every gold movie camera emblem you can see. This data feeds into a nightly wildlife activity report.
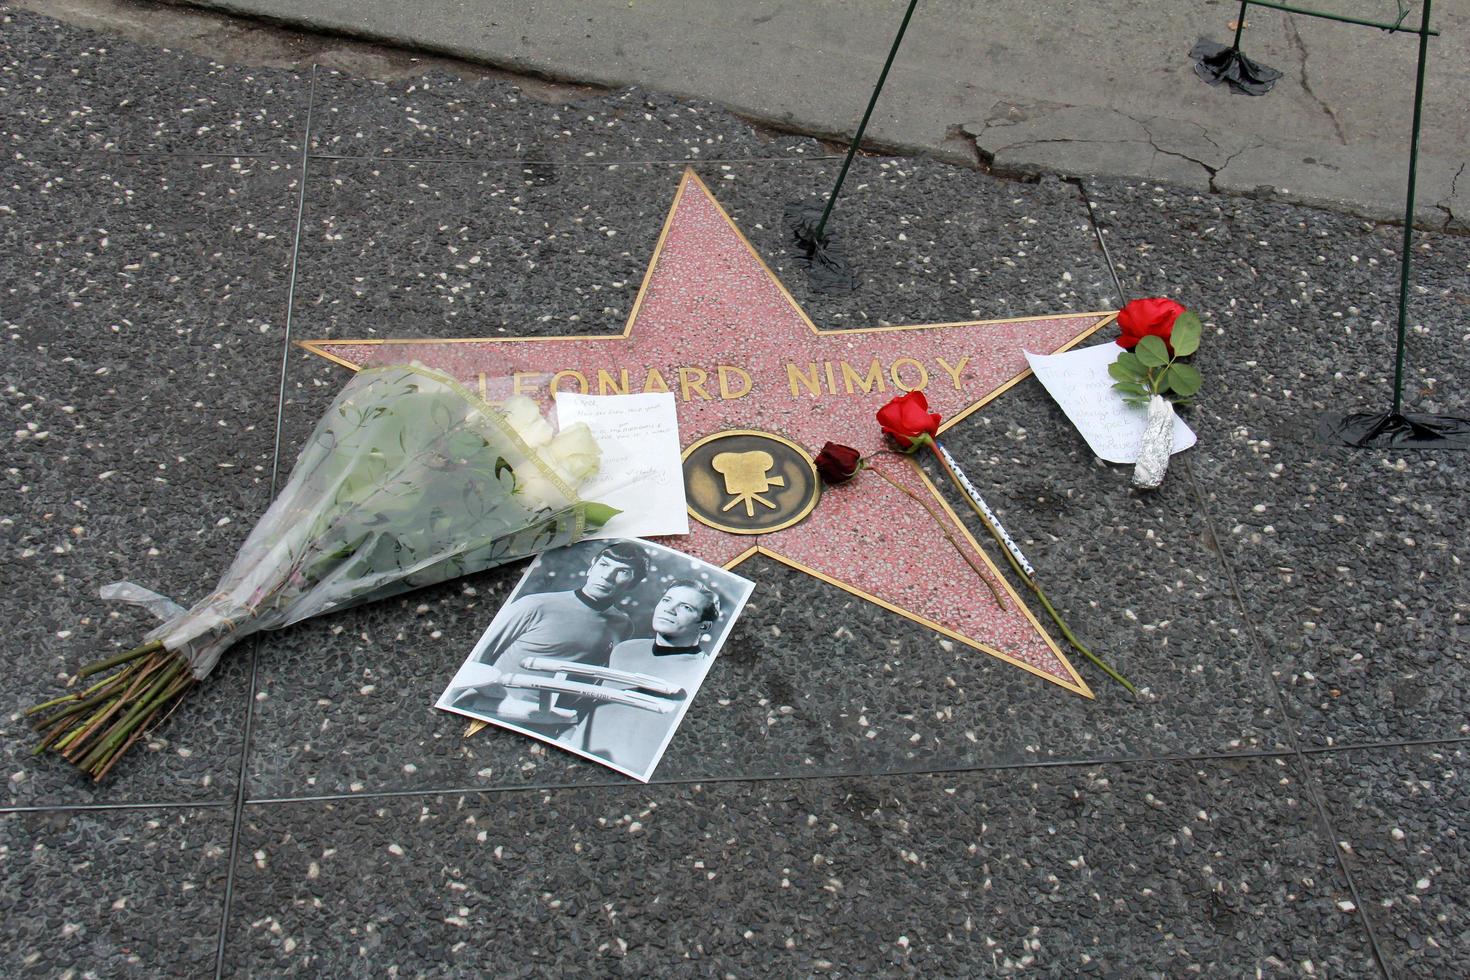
[682,430,820,535]
[712,450,783,516]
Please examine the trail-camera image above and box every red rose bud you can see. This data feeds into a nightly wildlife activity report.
[814,442,863,484]
[1116,297,1186,352]
[876,390,942,450]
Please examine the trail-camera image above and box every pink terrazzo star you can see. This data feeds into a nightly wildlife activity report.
[304,169,1116,697]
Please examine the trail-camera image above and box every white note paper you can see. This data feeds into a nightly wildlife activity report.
[554,392,690,539]
[1024,344,1196,464]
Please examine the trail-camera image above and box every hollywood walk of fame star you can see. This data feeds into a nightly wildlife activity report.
[303,169,1117,697]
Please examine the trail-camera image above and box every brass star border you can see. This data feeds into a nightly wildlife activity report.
[302,169,1117,698]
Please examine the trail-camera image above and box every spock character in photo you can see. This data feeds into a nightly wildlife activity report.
[446,543,648,727]
[578,580,723,771]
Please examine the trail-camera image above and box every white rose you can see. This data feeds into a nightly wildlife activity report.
[543,422,601,487]
[514,472,570,513]
[498,395,554,448]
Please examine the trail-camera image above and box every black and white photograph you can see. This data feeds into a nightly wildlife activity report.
[436,538,754,781]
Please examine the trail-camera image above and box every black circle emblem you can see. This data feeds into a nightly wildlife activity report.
[682,430,821,535]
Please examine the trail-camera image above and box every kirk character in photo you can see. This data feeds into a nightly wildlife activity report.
[576,579,731,778]
[440,541,649,732]
[439,537,753,780]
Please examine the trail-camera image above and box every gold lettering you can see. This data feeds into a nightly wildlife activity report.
[889,357,929,392]
[642,367,671,393]
[550,370,589,394]
[678,366,713,401]
[478,372,489,401]
[512,372,545,396]
[823,361,838,394]
[936,355,969,390]
[717,365,752,399]
[596,368,630,395]
[787,362,822,397]
[841,359,887,395]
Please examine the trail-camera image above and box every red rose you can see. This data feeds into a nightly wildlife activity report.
[814,442,863,484]
[1116,297,1186,352]
[876,390,941,449]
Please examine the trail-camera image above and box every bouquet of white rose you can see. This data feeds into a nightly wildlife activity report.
[30,363,619,780]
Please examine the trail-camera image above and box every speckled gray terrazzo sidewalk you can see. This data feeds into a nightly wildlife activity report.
[3,5,1467,977]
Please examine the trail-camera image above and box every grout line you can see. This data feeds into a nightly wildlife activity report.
[1179,459,1395,979]
[1298,734,1470,755]
[5,735,1459,818]
[210,64,318,980]
[242,746,1302,807]
[304,152,847,168]
[1079,184,1390,975]
[11,148,297,164]
[0,800,231,815]
[7,148,844,169]
[268,85,318,496]
[1074,178,1128,306]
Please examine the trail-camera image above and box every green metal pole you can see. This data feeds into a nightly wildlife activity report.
[809,0,921,246]
[1391,0,1432,416]
[1231,1,1250,49]
[1235,0,1435,36]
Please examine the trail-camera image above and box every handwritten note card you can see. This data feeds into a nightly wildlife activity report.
[554,392,690,539]
[1024,344,1196,464]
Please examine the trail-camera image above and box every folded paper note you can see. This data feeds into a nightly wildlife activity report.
[555,391,689,539]
[1024,344,1196,464]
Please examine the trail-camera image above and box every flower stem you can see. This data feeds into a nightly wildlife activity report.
[56,661,154,756]
[90,669,194,782]
[1020,576,1137,695]
[25,672,121,716]
[868,462,1007,610]
[75,639,162,679]
[75,658,186,774]
[31,645,199,779]
[28,677,127,746]
[926,445,1137,695]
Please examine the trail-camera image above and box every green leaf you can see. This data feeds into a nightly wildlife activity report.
[1169,362,1203,398]
[582,502,622,529]
[1111,380,1148,396]
[1170,311,1202,356]
[1108,358,1145,383]
[1135,334,1169,368]
[1116,351,1148,379]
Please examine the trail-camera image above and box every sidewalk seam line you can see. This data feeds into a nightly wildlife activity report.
[1073,179,1127,307]
[9,734,1459,816]
[241,747,1300,807]
[1084,184,1391,975]
[1179,457,1394,979]
[7,148,298,164]
[210,63,317,980]
[0,800,231,815]
[306,153,847,167]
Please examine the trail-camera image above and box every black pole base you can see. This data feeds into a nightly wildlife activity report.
[1189,39,1283,96]
[783,202,859,294]
[1317,410,1470,449]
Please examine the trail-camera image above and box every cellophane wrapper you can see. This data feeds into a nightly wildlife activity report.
[115,363,610,678]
